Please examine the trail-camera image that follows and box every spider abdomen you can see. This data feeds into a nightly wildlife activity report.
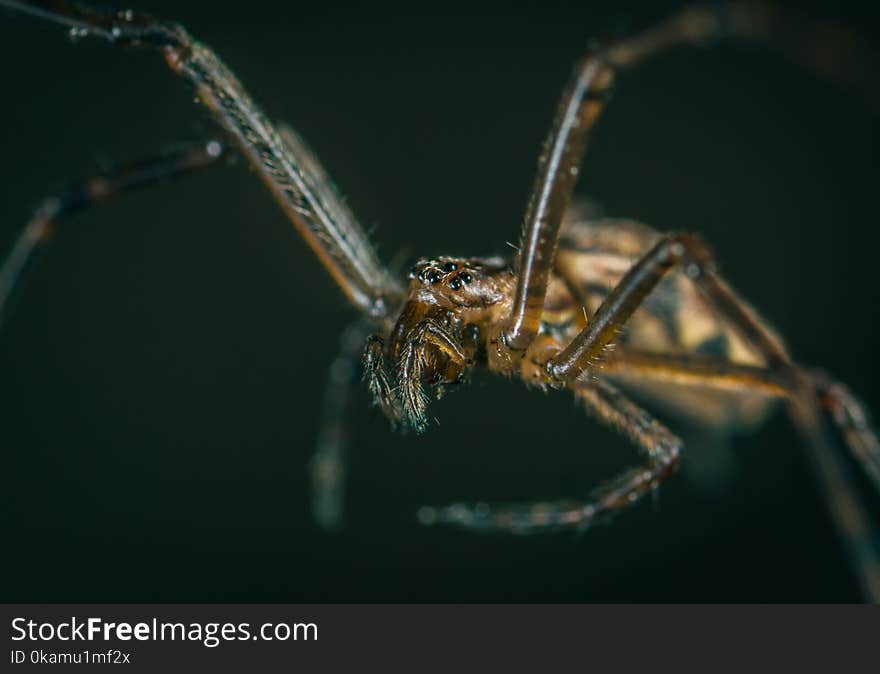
[548,214,782,429]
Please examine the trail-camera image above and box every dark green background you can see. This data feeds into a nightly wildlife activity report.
[1,0,878,601]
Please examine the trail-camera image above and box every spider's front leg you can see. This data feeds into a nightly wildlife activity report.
[491,56,614,374]
[491,0,852,375]
[492,2,742,373]
[418,377,682,533]
[0,0,404,318]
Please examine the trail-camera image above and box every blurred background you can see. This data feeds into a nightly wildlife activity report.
[0,0,877,601]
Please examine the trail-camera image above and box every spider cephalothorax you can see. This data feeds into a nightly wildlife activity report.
[365,256,513,432]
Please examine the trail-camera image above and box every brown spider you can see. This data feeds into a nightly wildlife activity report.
[1,1,879,599]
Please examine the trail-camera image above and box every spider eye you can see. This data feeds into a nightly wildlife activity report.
[459,272,473,284]
[442,262,457,272]
[426,271,442,284]
[448,277,462,290]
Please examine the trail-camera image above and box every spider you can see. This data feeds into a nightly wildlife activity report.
[1,0,879,600]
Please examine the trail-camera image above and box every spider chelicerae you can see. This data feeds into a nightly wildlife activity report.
[1,0,879,600]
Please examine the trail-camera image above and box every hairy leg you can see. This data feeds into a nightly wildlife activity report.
[603,351,880,492]
[498,0,870,359]
[500,56,614,355]
[0,140,225,325]
[418,378,681,534]
[547,230,880,599]
[1,0,403,317]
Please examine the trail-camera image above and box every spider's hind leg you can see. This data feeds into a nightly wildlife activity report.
[418,378,682,534]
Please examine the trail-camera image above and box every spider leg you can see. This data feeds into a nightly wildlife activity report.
[500,3,748,355]
[786,394,880,601]
[628,358,880,602]
[601,350,789,397]
[813,372,880,493]
[551,236,880,492]
[547,230,880,599]
[603,351,880,493]
[547,233,797,382]
[500,0,880,357]
[309,321,371,532]
[500,56,614,354]
[0,140,226,326]
[417,377,681,534]
[605,2,880,109]
[1,0,404,319]
[277,123,365,254]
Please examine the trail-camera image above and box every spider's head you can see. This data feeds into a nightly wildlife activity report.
[369,256,511,435]
[406,256,511,311]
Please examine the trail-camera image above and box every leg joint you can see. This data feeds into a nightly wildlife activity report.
[574,54,617,101]
[664,232,716,278]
